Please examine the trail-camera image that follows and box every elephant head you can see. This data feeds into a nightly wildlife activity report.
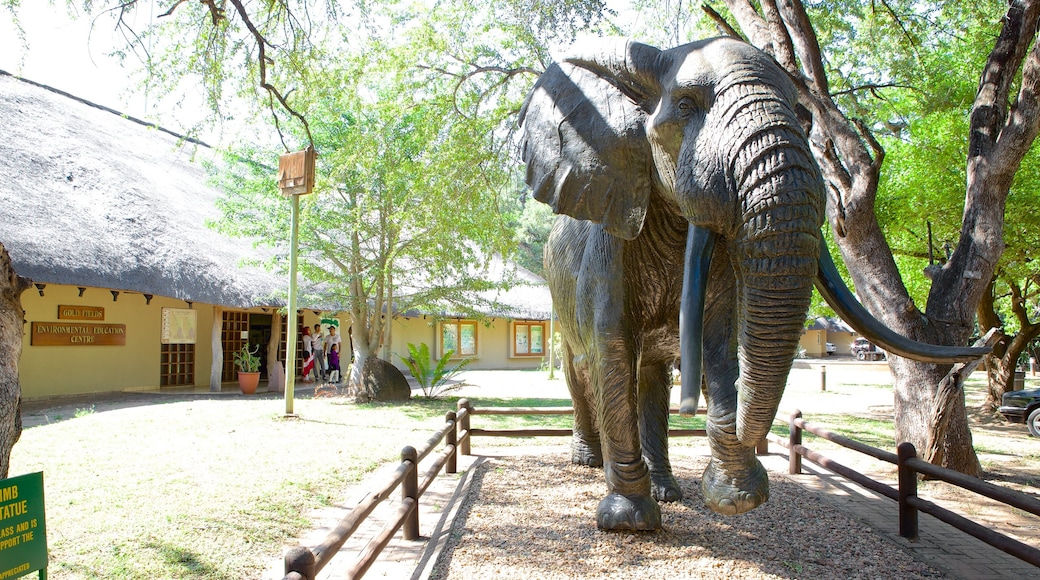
[521,37,986,482]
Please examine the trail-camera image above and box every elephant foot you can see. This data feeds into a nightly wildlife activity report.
[700,455,769,515]
[650,471,683,502]
[571,435,603,467]
[596,492,661,531]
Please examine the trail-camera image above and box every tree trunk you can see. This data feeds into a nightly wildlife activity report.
[267,312,284,393]
[349,321,373,392]
[715,0,1040,475]
[0,243,29,478]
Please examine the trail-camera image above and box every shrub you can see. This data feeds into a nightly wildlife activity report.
[400,342,473,398]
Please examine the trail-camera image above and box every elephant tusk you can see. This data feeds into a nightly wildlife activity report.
[680,224,716,416]
[814,237,990,363]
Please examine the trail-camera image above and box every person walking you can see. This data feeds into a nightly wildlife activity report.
[300,326,315,382]
[325,325,343,383]
[311,323,326,381]
[328,343,341,383]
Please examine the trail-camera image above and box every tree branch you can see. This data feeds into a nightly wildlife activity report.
[701,3,744,39]
[760,0,798,73]
[227,0,313,149]
[775,0,830,97]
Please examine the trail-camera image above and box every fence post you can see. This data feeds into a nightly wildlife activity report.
[755,437,768,456]
[897,442,919,540]
[284,545,316,580]
[402,446,419,541]
[446,411,457,474]
[820,365,827,392]
[458,398,471,456]
[789,410,802,475]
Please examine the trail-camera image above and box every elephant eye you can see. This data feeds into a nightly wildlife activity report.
[676,96,698,118]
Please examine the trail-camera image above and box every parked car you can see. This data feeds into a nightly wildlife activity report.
[850,337,886,360]
[825,342,836,355]
[999,387,1040,437]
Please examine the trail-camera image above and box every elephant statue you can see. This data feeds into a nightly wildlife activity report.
[519,37,987,531]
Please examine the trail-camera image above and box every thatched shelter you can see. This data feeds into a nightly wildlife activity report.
[0,71,553,399]
[0,71,284,307]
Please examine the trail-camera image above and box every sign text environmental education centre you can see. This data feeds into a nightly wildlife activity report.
[30,322,126,346]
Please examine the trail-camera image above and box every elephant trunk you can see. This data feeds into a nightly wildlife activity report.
[731,100,823,446]
[698,77,824,445]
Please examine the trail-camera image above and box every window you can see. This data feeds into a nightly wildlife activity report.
[441,320,477,358]
[512,322,546,357]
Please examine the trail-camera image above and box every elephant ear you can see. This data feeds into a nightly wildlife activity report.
[519,48,656,241]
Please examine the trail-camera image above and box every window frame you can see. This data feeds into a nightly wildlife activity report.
[440,320,478,359]
[511,321,547,358]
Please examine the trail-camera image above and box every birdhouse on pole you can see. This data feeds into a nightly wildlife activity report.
[278,146,317,196]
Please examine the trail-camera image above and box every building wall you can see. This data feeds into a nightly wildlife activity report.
[20,284,213,398]
[19,283,546,398]
[389,316,547,372]
[19,283,339,399]
[799,328,854,358]
[799,329,826,357]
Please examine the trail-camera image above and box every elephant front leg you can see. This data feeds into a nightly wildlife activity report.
[699,263,768,515]
[702,406,769,515]
[638,362,682,502]
[594,351,660,531]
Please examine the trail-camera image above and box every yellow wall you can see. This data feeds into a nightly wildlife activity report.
[389,316,547,371]
[19,283,544,398]
[20,284,215,398]
[18,284,340,399]
[799,329,854,357]
[800,329,826,357]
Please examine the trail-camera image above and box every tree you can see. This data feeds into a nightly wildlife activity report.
[0,243,28,478]
[211,49,523,393]
[703,1,1040,475]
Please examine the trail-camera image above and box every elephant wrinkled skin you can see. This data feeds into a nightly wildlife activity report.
[520,37,988,531]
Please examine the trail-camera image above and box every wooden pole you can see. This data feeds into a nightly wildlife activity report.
[210,305,223,391]
[285,193,301,415]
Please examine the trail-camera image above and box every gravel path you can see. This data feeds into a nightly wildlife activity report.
[430,447,945,580]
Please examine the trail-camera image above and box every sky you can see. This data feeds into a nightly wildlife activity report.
[2,3,149,111]
[0,1,218,143]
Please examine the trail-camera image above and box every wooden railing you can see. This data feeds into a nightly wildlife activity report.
[281,408,468,580]
[283,398,1038,579]
[780,409,1040,568]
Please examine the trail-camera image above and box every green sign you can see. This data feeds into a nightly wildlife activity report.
[0,472,46,579]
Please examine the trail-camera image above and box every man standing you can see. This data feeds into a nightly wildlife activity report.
[325,325,342,382]
[312,323,326,381]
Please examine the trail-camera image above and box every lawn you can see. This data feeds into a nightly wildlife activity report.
[10,368,1038,578]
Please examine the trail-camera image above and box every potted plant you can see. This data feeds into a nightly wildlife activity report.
[233,343,262,394]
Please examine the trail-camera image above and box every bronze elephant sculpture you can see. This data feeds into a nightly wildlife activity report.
[520,37,986,531]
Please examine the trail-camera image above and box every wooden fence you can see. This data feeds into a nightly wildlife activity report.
[282,408,466,580]
[282,399,1038,579]
[779,409,1040,568]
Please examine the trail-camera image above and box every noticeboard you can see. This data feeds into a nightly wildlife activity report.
[0,472,47,579]
[161,308,198,345]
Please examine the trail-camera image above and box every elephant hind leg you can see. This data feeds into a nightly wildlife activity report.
[564,347,602,467]
[639,362,682,502]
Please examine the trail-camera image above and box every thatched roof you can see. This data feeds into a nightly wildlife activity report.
[0,71,290,307]
[399,256,552,321]
[806,316,853,333]
[0,71,552,318]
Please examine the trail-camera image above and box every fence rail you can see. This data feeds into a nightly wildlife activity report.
[781,409,1040,568]
[282,409,469,580]
[283,399,1039,579]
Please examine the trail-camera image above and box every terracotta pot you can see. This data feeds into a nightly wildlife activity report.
[237,371,261,395]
